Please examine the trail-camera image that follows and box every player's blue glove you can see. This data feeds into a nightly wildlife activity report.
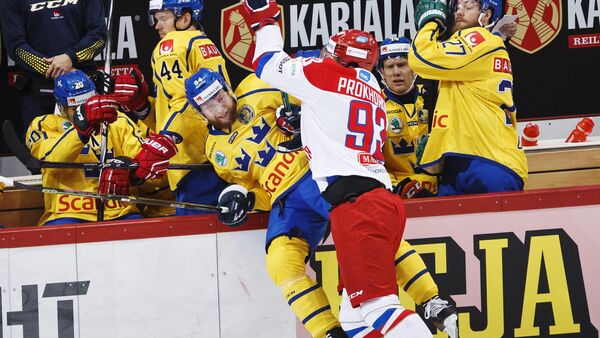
[217,185,255,227]
[275,104,301,137]
[415,0,448,32]
[241,0,280,31]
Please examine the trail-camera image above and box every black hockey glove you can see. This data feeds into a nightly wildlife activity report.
[277,134,303,153]
[275,104,301,136]
[217,185,255,227]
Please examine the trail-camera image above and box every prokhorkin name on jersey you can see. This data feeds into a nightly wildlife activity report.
[287,0,417,48]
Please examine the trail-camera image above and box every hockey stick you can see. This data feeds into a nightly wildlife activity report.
[97,0,116,221]
[0,175,226,212]
[2,120,212,172]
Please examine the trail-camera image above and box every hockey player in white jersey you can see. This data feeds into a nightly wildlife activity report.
[241,0,433,336]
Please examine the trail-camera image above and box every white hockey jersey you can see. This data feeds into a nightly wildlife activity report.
[253,26,392,191]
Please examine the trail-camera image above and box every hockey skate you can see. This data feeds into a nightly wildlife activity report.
[423,296,458,338]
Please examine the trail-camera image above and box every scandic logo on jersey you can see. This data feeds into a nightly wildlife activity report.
[220,3,285,71]
[506,0,562,54]
[159,40,174,55]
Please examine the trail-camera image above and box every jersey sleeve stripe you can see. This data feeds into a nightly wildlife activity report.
[185,35,209,72]
[162,102,190,132]
[236,88,281,100]
[254,51,277,77]
[37,115,50,131]
[411,35,508,70]
[119,116,144,144]
[40,128,76,161]
[153,68,173,100]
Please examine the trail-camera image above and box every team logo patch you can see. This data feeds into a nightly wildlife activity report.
[61,120,72,132]
[390,116,403,134]
[159,40,174,55]
[215,151,228,167]
[418,109,428,124]
[506,0,561,54]
[358,70,371,82]
[220,3,285,71]
[237,104,255,124]
[464,31,486,47]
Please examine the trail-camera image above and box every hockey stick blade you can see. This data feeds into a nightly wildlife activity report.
[2,120,42,170]
[3,120,212,171]
[1,175,226,213]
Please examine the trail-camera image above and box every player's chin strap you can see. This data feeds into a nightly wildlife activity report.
[478,14,496,29]
[380,70,417,96]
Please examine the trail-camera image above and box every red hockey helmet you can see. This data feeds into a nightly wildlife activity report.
[325,29,379,70]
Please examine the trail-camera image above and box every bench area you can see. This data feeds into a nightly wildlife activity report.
[2,139,600,227]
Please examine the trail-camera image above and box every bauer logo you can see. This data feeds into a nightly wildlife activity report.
[159,40,174,55]
[507,0,562,54]
[220,3,285,71]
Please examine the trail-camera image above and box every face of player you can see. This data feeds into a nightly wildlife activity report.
[451,0,491,33]
[380,57,415,95]
[198,90,237,129]
[153,10,177,38]
[63,106,77,122]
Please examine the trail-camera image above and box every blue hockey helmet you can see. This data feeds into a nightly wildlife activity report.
[378,37,411,69]
[479,0,503,26]
[185,68,230,112]
[148,0,203,25]
[54,70,96,108]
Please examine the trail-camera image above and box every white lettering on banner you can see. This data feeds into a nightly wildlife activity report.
[94,16,138,62]
[568,0,600,29]
[288,0,416,48]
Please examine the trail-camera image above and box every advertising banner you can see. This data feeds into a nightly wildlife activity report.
[1,186,599,337]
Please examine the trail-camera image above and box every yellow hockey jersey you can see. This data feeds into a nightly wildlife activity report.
[151,30,231,190]
[408,22,528,181]
[205,74,308,211]
[382,87,437,192]
[26,113,143,225]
